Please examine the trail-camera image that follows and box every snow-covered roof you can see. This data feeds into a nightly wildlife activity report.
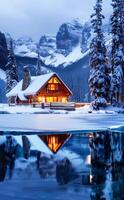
[18,92,28,101]
[6,72,72,98]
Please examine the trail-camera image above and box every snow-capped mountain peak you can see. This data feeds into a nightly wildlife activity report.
[14,36,37,58]
[13,19,110,68]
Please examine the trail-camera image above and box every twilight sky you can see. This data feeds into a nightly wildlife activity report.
[0,0,112,40]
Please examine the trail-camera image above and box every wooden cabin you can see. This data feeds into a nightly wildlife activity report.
[6,72,72,105]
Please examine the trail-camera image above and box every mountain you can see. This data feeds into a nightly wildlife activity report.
[56,20,83,56]
[14,20,110,68]
[14,20,91,68]
[0,20,111,102]
[14,36,38,58]
[39,35,56,57]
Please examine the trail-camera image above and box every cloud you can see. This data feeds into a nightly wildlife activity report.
[0,0,112,40]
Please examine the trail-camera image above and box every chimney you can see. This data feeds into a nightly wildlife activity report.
[22,67,31,91]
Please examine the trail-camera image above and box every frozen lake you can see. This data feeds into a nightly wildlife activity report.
[0,113,124,134]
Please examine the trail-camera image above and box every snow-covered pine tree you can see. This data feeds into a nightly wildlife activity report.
[5,39,18,93]
[111,0,124,104]
[89,0,110,108]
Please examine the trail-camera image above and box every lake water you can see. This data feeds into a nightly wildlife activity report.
[0,131,124,200]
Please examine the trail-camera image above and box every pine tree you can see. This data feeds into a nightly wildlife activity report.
[111,0,124,104]
[5,39,18,93]
[89,0,110,108]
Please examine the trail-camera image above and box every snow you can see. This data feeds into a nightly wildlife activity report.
[14,37,89,68]
[92,97,107,106]
[0,69,6,81]
[12,21,111,70]
[0,109,124,134]
[24,52,37,58]
[6,72,54,97]
[0,104,50,114]
[75,105,124,115]
[13,136,23,146]
[44,53,65,67]
[0,135,52,156]
[15,158,31,170]
[14,36,37,58]
[0,136,6,145]
[71,105,92,114]
[18,92,27,101]
[24,73,54,96]
[0,103,124,115]
[26,135,52,155]
[15,44,30,54]
[15,45,37,58]
[55,149,85,171]
[63,46,89,67]
[43,45,90,67]
[0,135,23,146]
[0,135,51,154]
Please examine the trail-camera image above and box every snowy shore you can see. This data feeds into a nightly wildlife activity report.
[0,103,124,115]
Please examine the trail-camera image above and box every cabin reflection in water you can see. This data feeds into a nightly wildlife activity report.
[0,133,91,183]
[39,134,71,153]
[0,131,124,199]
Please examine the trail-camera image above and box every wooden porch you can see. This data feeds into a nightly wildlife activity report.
[31,102,90,111]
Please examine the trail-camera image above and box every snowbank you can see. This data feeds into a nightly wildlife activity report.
[0,103,124,115]
[0,104,50,114]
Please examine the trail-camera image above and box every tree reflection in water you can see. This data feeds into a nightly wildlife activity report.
[90,131,124,200]
[0,136,19,182]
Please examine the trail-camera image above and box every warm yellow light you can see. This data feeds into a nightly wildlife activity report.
[48,77,59,83]
[46,97,53,102]
[38,97,45,102]
[38,97,42,102]
[48,136,61,153]
[39,134,71,154]
[47,84,58,91]
[62,97,67,103]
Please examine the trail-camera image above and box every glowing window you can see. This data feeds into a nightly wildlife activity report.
[62,97,67,103]
[38,96,45,102]
[46,97,53,102]
[47,84,58,91]
[53,77,59,83]
[46,97,58,102]
[48,77,59,83]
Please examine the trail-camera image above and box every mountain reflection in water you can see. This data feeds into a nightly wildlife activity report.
[0,132,124,200]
